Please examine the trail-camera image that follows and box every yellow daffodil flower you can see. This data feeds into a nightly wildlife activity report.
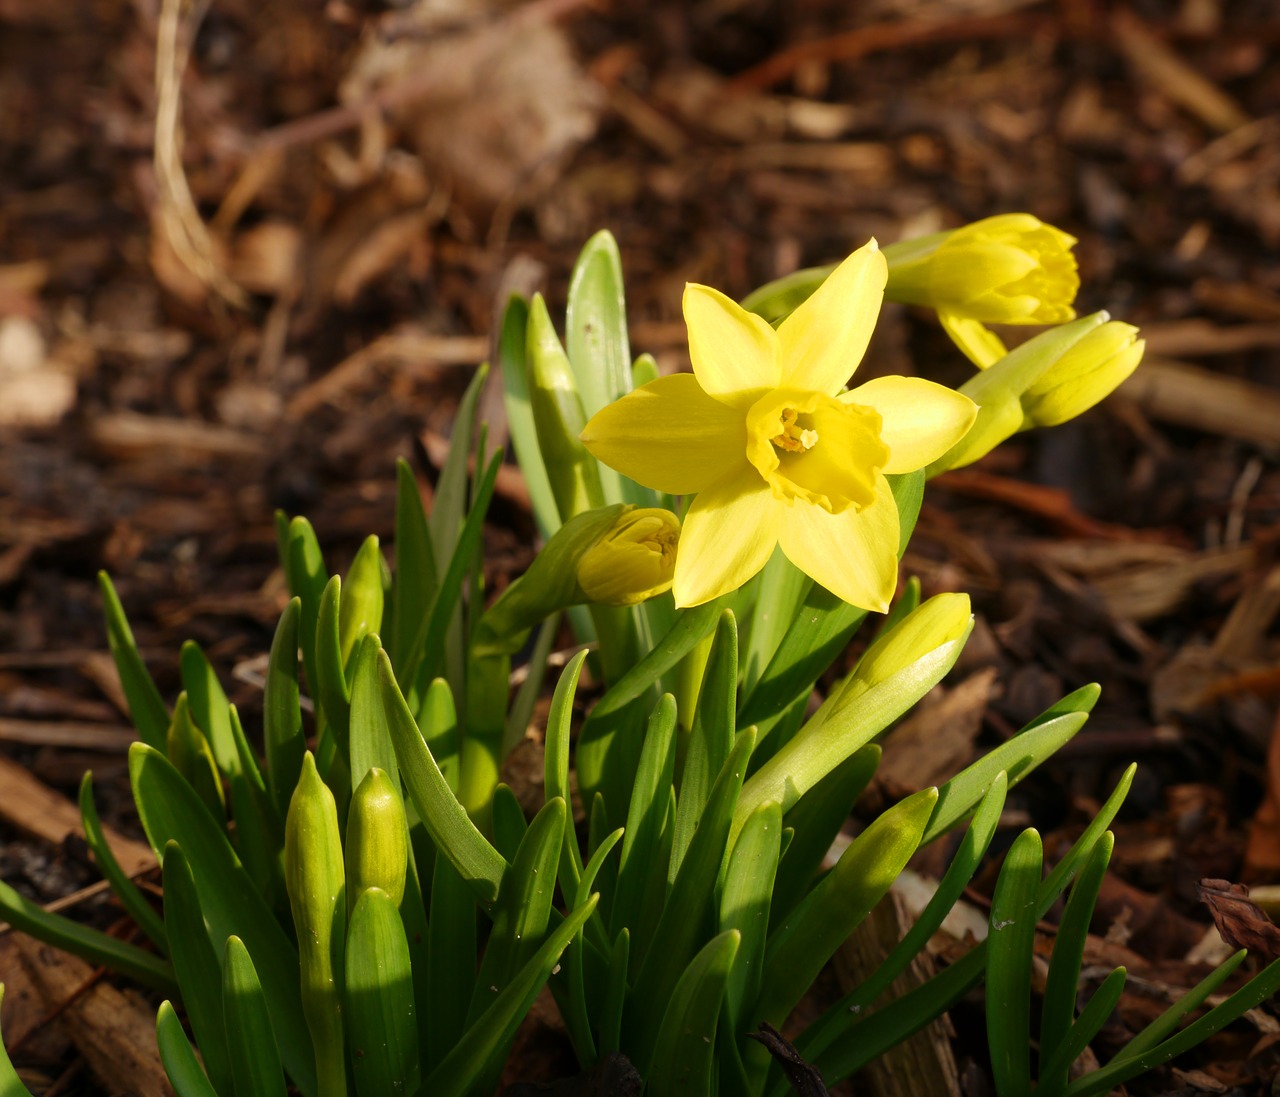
[883,213,1080,369]
[579,241,978,611]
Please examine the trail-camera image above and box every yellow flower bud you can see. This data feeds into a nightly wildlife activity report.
[576,508,680,606]
[1020,321,1144,427]
[884,213,1079,326]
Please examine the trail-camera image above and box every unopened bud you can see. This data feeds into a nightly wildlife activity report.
[345,767,408,911]
[1020,321,1144,427]
[576,508,680,606]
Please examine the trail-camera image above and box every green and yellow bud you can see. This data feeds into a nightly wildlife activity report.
[1020,321,1144,427]
[883,213,1079,326]
[284,752,347,1097]
[338,534,385,667]
[474,503,681,655]
[345,767,408,911]
[576,507,679,606]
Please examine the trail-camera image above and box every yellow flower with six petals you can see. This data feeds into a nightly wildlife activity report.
[580,241,977,611]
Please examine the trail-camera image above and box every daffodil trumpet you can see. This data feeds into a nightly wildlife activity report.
[581,240,978,612]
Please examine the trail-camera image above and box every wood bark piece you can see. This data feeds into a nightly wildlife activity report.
[13,936,170,1097]
[0,755,153,878]
[833,891,961,1097]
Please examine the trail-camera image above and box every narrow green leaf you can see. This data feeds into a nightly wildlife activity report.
[646,930,741,1097]
[987,829,1043,1097]
[346,887,419,1097]
[390,459,438,673]
[627,728,757,1073]
[129,742,315,1096]
[546,650,590,897]
[180,640,240,779]
[497,295,560,539]
[155,1000,219,1097]
[671,610,738,880]
[226,704,286,910]
[283,516,328,708]
[721,801,782,1030]
[264,598,305,819]
[798,772,1009,1065]
[428,362,488,568]
[1039,967,1127,1097]
[417,676,459,793]
[490,784,528,865]
[379,648,507,908]
[741,549,810,700]
[223,935,288,1097]
[769,744,880,932]
[79,772,167,953]
[470,798,567,1026]
[565,229,631,421]
[426,848,478,1072]
[0,875,174,992]
[1040,833,1115,1087]
[316,576,352,758]
[162,843,234,1096]
[166,693,225,822]
[599,929,630,1056]
[349,632,397,790]
[757,788,938,1031]
[611,693,678,944]
[423,895,599,1097]
[99,571,168,749]
[502,613,560,760]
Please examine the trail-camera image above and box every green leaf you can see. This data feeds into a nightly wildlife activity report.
[627,728,757,1073]
[611,693,678,947]
[428,362,488,569]
[1038,967,1127,1097]
[417,676,460,794]
[282,516,328,708]
[546,650,590,897]
[756,788,937,1032]
[502,612,560,759]
[349,632,397,790]
[671,610,738,880]
[162,843,234,1097]
[346,887,420,1097]
[986,829,1043,1097]
[720,801,782,1030]
[129,742,315,1096]
[599,929,630,1057]
[0,875,174,993]
[78,772,167,953]
[379,648,507,908]
[741,549,810,699]
[490,784,528,865]
[423,895,599,1097]
[425,847,478,1072]
[497,295,560,539]
[577,601,722,808]
[155,1000,219,1097]
[180,640,240,779]
[166,693,226,822]
[226,704,286,909]
[98,571,168,750]
[390,459,438,673]
[768,744,881,932]
[565,229,631,421]
[923,689,1102,845]
[646,930,741,1097]
[223,935,288,1097]
[264,598,305,820]
[316,577,352,758]
[1039,832,1115,1092]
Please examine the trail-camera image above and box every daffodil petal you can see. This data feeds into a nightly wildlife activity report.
[777,475,899,612]
[777,240,886,394]
[842,376,978,474]
[580,374,747,495]
[674,468,779,607]
[938,311,1008,369]
[684,283,779,407]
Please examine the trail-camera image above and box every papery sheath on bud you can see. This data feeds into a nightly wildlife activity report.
[345,767,408,911]
[1020,321,1144,427]
[284,752,347,1097]
[473,503,682,655]
[576,508,679,606]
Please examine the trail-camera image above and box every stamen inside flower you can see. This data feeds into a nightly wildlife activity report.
[771,408,819,453]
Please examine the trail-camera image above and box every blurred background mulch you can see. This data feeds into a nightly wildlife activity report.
[2,0,1279,1092]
